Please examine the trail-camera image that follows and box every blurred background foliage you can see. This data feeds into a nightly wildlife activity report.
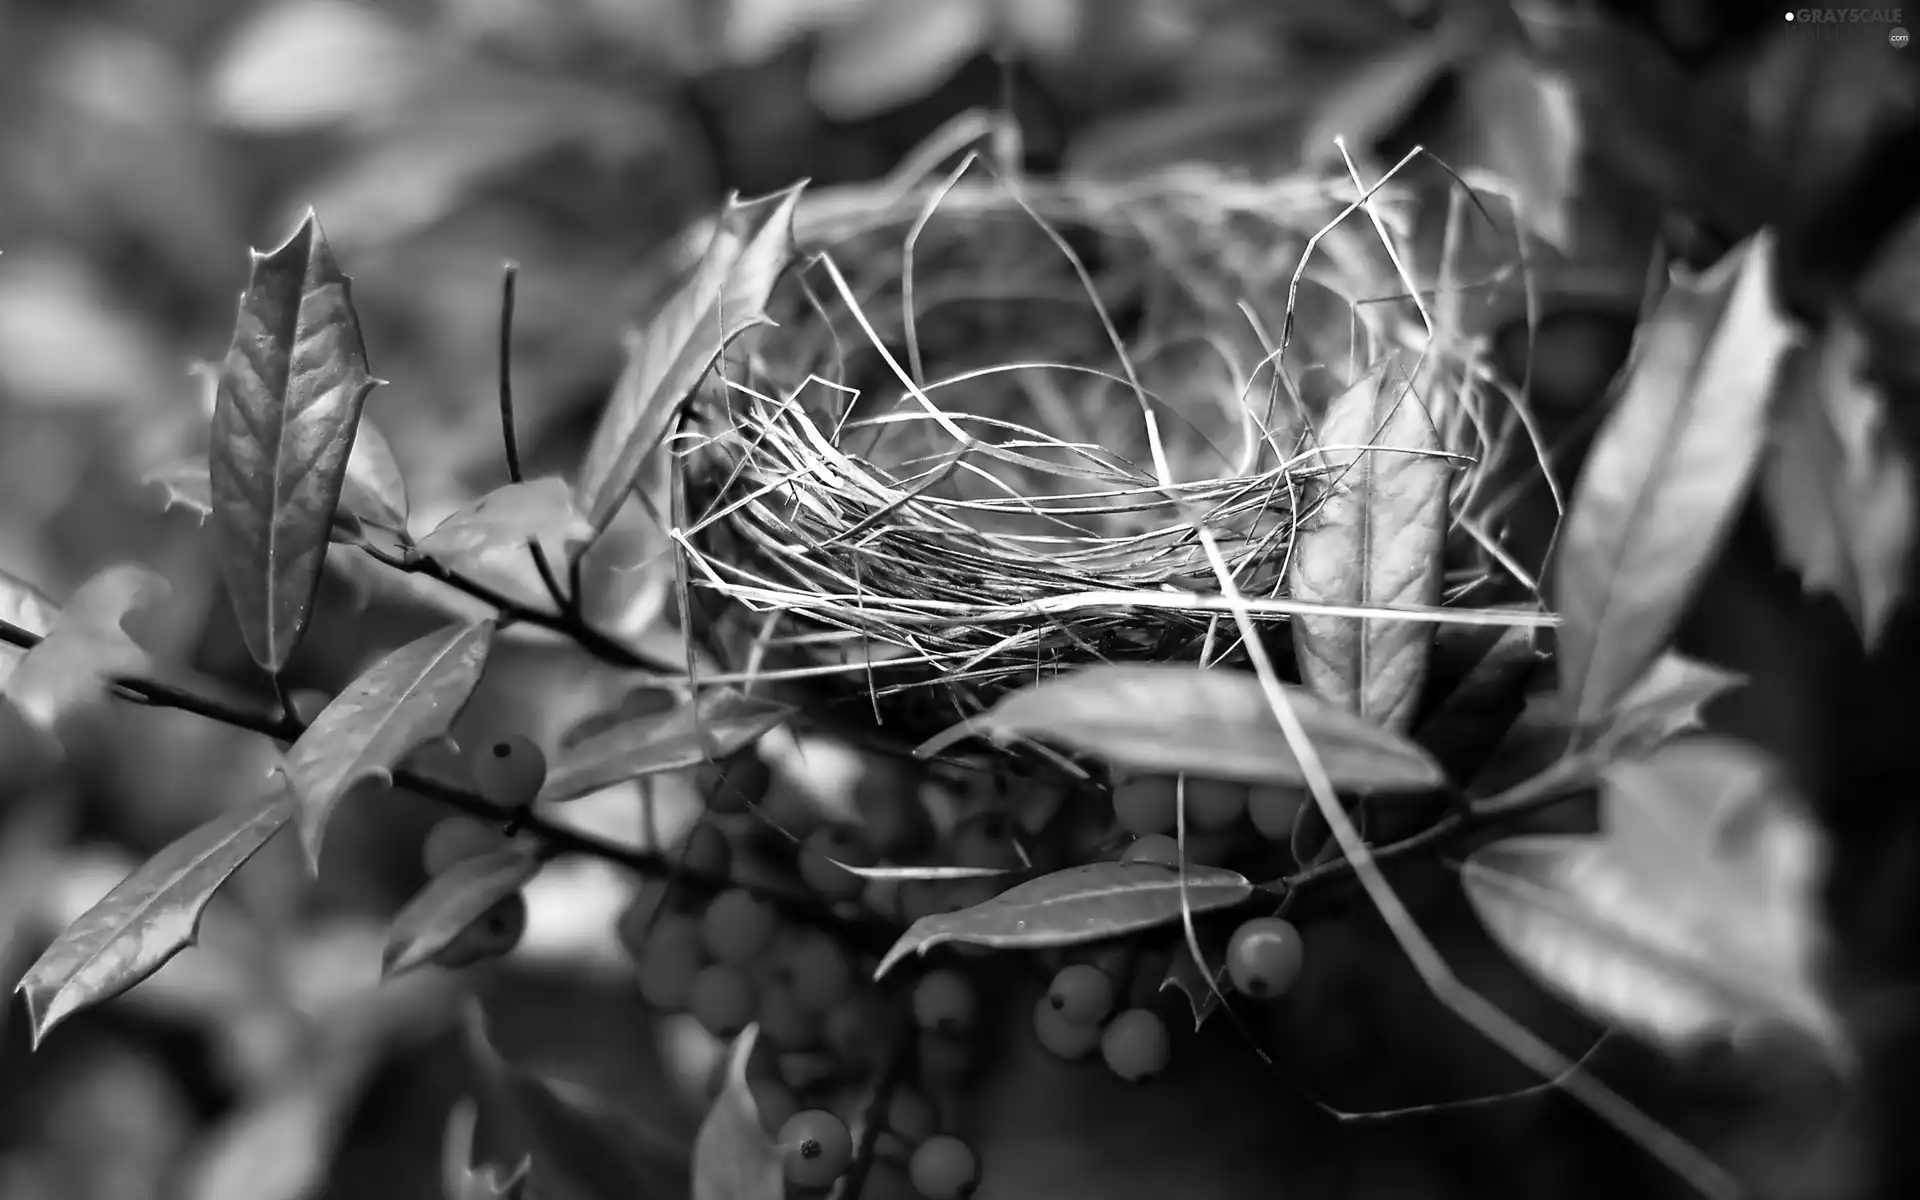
[3,1,1919,1198]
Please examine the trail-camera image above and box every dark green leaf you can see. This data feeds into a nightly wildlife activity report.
[1462,50,1583,250]
[417,478,591,567]
[1760,317,1914,649]
[1415,619,1546,782]
[147,436,406,539]
[691,1025,783,1200]
[285,621,495,871]
[1296,22,1476,166]
[575,184,804,534]
[2,564,168,735]
[15,791,292,1046]
[923,664,1447,792]
[1554,233,1795,726]
[1462,736,1845,1066]
[210,210,383,672]
[875,862,1253,978]
[442,1100,532,1200]
[0,570,60,690]
[1593,653,1743,755]
[1287,361,1450,733]
[385,846,545,978]
[540,688,791,804]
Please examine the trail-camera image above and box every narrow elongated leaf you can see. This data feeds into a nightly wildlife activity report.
[285,621,495,870]
[575,184,803,533]
[384,846,545,978]
[15,791,292,1046]
[418,479,592,565]
[875,862,1253,978]
[924,664,1446,792]
[1287,362,1450,733]
[1462,736,1844,1065]
[540,689,791,804]
[0,570,60,689]
[210,210,383,672]
[1554,234,1796,726]
[443,1099,532,1200]
[2,565,168,734]
[692,1026,783,1200]
[1760,318,1914,649]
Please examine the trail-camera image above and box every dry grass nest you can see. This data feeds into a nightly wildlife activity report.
[667,158,1520,745]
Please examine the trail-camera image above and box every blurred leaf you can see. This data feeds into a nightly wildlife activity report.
[15,792,292,1048]
[0,570,61,689]
[875,862,1252,977]
[540,689,792,804]
[443,1099,533,1200]
[1,564,168,735]
[1414,619,1545,781]
[181,1052,371,1200]
[1554,234,1795,727]
[210,211,383,673]
[1760,317,1914,649]
[576,184,804,534]
[1462,49,1582,250]
[418,478,592,566]
[1287,362,1450,734]
[465,1004,691,1200]
[809,0,992,121]
[1462,736,1845,1066]
[924,664,1447,791]
[285,621,495,871]
[384,846,545,978]
[692,1025,783,1200]
[207,0,420,133]
[1595,653,1744,754]
[0,253,173,408]
[1297,20,1476,164]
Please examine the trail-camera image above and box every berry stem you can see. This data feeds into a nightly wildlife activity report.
[493,259,571,615]
[836,1033,913,1200]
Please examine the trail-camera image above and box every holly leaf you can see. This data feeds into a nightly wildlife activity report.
[1462,736,1845,1066]
[2,564,168,735]
[692,1025,783,1200]
[1287,361,1450,734]
[417,478,592,567]
[576,184,803,534]
[1593,653,1744,755]
[1760,317,1914,649]
[0,570,60,689]
[1462,50,1583,250]
[146,430,406,538]
[1415,619,1547,782]
[210,209,383,673]
[874,862,1253,978]
[384,846,545,978]
[284,621,495,871]
[442,1100,532,1200]
[1554,233,1796,727]
[922,664,1447,792]
[15,791,292,1047]
[540,688,791,804]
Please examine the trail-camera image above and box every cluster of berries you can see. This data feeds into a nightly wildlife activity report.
[415,733,551,967]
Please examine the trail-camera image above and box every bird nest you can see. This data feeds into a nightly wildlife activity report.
[669,160,1486,744]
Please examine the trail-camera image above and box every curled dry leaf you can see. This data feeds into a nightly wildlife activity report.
[692,1025,783,1200]
[417,478,592,568]
[1287,361,1450,734]
[210,210,383,673]
[576,184,804,534]
[1,564,169,735]
[1554,233,1796,726]
[1462,736,1845,1067]
[540,688,791,804]
[384,846,545,978]
[874,861,1253,978]
[923,664,1447,792]
[15,791,293,1046]
[285,621,495,871]
[1760,316,1914,650]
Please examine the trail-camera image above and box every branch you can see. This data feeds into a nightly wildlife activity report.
[494,260,571,614]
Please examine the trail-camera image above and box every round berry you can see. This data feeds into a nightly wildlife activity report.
[862,876,903,920]
[950,813,1023,870]
[1248,784,1307,840]
[1046,963,1117,1026]
[757,981,820,1051]
[917,1031,974,1082]
[1031,995,1103,1061]
[908,1134,979,1200]
[798,826,877,901]
[777,1050,841,1092]
[1226,916,1306,999]
[689,963,757,1039]
[697,750,769,815]
[1121,833,1182,868]
[1111,773,1178,836]
[823,993,893,1072]
[431,892,527,969]
[749,1075,799,1138]
[886,1085,939,1145]
[777,1109,853,1190]
[786,931,854,1014]
[911,969,978,1036]
[421,816,510,876]
[1101,1008,1171,1082]
[1181,776,1248,832]
[679,822,732,879]
[854,761,935,857]
[468,734,547,808]
[701,889,780,965]
[636,915,706,1011]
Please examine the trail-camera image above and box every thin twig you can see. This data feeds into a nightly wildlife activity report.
[836,1034,913,1200]
[495,261,572,613]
